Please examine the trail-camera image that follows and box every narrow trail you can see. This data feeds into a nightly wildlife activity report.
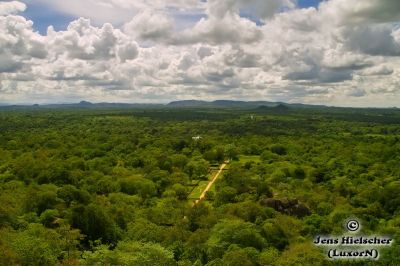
[193,163,227,206]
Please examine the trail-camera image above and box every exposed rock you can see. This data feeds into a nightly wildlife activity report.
[263,198,282,211]
[292,203,312,217]
[261,197,311,218]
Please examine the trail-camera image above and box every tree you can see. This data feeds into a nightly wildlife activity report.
[24,185,60,215]
[71,203,120,244]
[117,241,176,266]
[119,177,157,199]
[215,186,237,206]
[258,247,280,266]
[381,181,400,214]
[208,220,267,250]
[57,223,84,265]
[172,184,188,200]
[187,203,213,231]
[274,243,325,266]
[225,145,239,161]
[0,223,63,266]
[39,209,59,228]
[171,154,189,169]
[222,249,253,266]
[81,241,176,266]
[186,159,210,180]
[262,220,289,250]
[226,201,269,223]
[270,145,287,155]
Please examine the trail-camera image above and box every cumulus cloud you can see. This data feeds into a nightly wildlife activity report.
[320,0,400,24]
[46,18,138,62]
[168,0,295,45]
[0,1,26,16]
[284,67,353,84]
[1,0,400,107]
[123,10,173,41]
[359,65,394,76]
[0,13,47,76]
[206,0,296,20]
[33,0,205,25]
[338,25,400,56]
[0,53,23,73]
[173,13,263,45]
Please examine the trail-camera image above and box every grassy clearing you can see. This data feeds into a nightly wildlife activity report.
[238,155,261,163]
[208,170,218,179]
[186,166,224,202]
[188,181,209,199]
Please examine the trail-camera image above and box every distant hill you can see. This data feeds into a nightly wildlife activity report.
[0,101,164,110]
[1,100,324,110]
[43,101,163,109]
[168,100,276,108]
[2,100,396,111]
[167,100,325,109]
[256,103,290,112]
[167,100,210,107]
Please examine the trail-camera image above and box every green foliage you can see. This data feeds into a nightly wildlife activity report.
[381,181,400,214]
[208,220,267,250]
[81,241,176,266]
[71,203,121,244]
[262,220,289,250]
[0,107,399,264]
[39,209,60,228]
[274,242,325,266]
[225,201,272,223]
[222,249,254,266]
[258,247,280,266]
[186,158,210,180]
[270,144,287,155]
[119,176,157,198]
[0,223,64,266]
[215,186,237,206]
[260,150,279,162]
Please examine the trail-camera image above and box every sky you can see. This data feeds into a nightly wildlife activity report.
[0,0,400,107]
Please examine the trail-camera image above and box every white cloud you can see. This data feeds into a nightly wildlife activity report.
[206,0,296,20]
[338,25,400,56]
[319,0,400,24]
[46,18,138,62]
[1,0,400,107]
[0,13,46,79]
[123,10,173,41]
[31,0,205,25]
[173,13,263,45]
[359,65,394,76]
[0,1,26,16]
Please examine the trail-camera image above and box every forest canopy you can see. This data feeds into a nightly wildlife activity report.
[0,107,399,265]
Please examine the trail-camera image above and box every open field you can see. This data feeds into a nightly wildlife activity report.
[187,169,220,201]
[238,155,261,163]
[188,181,210,199]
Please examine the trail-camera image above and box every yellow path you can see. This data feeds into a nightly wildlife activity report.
[193,163,227,206]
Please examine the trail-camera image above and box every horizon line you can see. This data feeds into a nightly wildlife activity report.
[0,100,399,109]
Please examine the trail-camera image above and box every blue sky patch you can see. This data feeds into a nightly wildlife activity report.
[22,3,76,34]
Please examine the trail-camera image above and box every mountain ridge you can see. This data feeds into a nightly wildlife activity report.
[0,100,397,110]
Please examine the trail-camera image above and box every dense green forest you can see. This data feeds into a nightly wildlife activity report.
[0,107,399,265]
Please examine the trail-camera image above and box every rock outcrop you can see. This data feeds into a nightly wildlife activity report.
[261,197,311,218]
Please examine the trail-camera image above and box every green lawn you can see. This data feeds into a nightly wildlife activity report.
[186,167,222,201]
[188,181,209,199]
[238,155,261,163]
